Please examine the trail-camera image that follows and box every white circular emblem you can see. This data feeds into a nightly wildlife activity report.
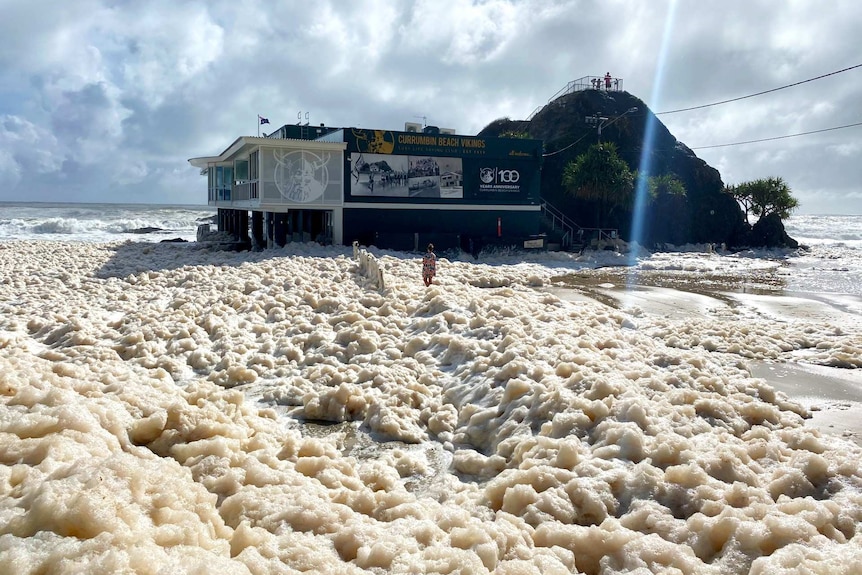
[273,149,330,203]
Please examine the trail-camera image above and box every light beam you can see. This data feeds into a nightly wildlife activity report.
[627,0,679,288]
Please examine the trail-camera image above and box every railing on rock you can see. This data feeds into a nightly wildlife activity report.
[527,76,625,121]
[550,76,625,100]
[526,105,544,121]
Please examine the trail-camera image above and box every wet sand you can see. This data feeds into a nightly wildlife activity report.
[750,362,862,446]
[545,267,862,447]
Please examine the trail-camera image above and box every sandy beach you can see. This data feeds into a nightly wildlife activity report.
[543,265,862,447]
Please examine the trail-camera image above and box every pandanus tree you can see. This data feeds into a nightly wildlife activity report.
[562,143,634,228]
[725,176,799,223]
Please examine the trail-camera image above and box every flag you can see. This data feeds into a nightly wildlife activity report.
[259,116,270,125]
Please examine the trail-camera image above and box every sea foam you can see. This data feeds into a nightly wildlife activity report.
[1,239,861,574]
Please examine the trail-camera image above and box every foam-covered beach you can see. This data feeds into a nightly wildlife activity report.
[2,239,861,574]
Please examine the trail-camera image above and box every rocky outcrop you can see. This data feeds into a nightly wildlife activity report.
[750,213,799,248]
[479,89,792,248]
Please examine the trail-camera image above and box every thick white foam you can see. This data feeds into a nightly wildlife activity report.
[1,240,861,574]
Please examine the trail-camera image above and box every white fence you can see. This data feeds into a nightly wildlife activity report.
[353,241,385,290]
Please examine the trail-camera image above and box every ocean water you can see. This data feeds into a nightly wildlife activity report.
[782,215,862,296]
[1,205,862,573]
[1,202,861,297]
[0,202,215,243]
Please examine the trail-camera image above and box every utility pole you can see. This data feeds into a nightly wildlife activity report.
[585,107,638,144]
[585,115,609,143]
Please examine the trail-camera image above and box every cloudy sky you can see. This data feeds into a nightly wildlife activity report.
[1,0,859,214]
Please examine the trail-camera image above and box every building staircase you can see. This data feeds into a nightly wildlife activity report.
[540,201,583,252]
[540,200,621,253]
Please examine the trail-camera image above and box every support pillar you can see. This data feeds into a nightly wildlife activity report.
[251,211,264,250]
[274,212,288,247]
[226,210,239,242]
[217,208,227,233]
[238,210,250,244]
[284,210,296,243]
[265,212,274,248]
[296,210,306,242]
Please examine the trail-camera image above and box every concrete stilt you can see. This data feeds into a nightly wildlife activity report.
[238,210,249,244]
[274,212,288,247]
[251,211,264,250]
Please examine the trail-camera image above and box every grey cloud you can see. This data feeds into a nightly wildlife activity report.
[0,0,859,211]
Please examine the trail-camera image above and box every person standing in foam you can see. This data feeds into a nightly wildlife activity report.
[422,244,437,287]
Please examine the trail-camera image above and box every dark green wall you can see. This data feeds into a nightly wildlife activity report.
[343,208,540,250]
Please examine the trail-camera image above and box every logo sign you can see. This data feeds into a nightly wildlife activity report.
[499,169,519,183]
[273,149,331,203]
[479,167,521,192]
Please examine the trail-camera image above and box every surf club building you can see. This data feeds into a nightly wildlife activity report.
[188,123,544,252]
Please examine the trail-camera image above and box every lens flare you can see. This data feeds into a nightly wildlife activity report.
[627,0,679,288]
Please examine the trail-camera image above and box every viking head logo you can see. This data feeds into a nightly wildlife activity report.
[351,129,395,154]
[273,149,330,203]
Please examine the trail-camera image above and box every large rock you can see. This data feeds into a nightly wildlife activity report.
[478,89,792,248]
[750,213,799,248]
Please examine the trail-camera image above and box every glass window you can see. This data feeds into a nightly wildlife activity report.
[235,159,249,182]
[250,151,259,180]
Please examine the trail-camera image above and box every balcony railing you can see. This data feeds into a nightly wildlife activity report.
[208,181,260,204]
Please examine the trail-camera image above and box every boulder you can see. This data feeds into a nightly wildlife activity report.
[750,213,799,248]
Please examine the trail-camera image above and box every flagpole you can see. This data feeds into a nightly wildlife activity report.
[257,115,270,136]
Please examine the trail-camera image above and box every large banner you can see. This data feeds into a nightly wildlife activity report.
[350,153,463,199]
[345,128,541,159]
[345,128,541,202]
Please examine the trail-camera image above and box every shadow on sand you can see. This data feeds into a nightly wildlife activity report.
[92,240,352,280]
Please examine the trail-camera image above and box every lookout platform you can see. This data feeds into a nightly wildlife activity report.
[527,75,625,120]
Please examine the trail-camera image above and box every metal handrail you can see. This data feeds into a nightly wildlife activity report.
[526,106,544,121]
[541,201,582,249]
[541,200,621,250]
[526,76,626,120]
[542,201,583,231]
[579,227,621,244]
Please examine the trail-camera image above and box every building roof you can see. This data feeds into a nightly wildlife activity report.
[188,136,346,169]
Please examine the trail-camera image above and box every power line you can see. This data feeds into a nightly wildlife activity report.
[656,63,862,115]
[690,120,862,150]
[540,64,861,155]
[542,133,592,157]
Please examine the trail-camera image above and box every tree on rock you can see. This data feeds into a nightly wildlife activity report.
[646,173,688,244]
[648,173,686,201]
[726,177,799,223]
[562,143,634,228]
